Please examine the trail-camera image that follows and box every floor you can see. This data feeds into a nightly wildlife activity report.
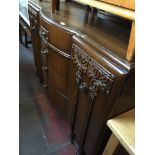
[19,42,77,155]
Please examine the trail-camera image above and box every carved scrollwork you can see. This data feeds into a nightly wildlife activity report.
[87,61,114,100]
[39,26,49,87]
[29,14,37,30]
[72,46,90,84]
[28,7,38,30]
[72,44,115,101]
[39,26,49,53]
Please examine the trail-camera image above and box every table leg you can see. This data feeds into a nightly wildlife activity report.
[126,21,135,61]
[19,24,23,44]
[52,0,60,13]
[102,134,119,155]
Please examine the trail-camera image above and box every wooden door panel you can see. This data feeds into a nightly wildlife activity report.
[74,89,89,144]
[48,51,70,97]
[83,87,119,155]
[47,49,70,114]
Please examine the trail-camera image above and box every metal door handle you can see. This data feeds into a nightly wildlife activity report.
[79,83,87,92]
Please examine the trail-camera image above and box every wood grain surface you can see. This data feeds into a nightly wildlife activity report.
[73,0,135,20]
[107,109,135,155]
[99,0,135,10]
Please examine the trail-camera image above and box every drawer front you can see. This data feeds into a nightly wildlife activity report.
[40,15,73,55]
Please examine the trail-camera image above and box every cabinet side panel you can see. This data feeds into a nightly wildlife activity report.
[109,69,135,118]
[28,3,43,81]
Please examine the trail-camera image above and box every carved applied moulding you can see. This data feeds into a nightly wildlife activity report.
[72,44,115,101]
[39,25,71,88]
[28,7,38,30]
[39,26,49,87]
[39,25,70,59]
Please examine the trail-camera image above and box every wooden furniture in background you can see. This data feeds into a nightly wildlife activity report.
[73,0,135,62]
[19,0,31,47]
[103,109,135,155]
[73,0,135,20]
[99,0,135,10]
[51,0,60,13]
[28,2,43,82]
[19,16,32,48]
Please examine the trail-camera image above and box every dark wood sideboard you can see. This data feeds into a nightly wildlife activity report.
[28,1,135,155]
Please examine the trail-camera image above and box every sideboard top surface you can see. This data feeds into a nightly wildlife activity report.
[30,0,132,61]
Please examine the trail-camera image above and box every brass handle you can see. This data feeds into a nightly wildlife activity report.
[79,83,87,92]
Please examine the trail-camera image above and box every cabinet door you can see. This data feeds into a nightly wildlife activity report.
[69,36,134,155]
[39,14,73,116]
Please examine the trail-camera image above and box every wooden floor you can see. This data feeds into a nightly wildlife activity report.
[19,41,76,155]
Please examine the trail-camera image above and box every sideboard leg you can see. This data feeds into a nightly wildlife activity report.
[19,24,23,44]
[25,31,28,48]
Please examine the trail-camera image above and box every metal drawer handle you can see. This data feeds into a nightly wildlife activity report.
[79,83,87,92]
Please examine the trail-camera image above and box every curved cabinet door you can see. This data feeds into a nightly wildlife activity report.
[40,14,73,116]
[69,36,134,155]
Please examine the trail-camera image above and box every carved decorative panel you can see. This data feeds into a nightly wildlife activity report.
[72,44,115,101]
[39,26,49,87]
[28,7,38,30]
[72,45,90,84]
[70,44,116,154]
[29,15,37,30]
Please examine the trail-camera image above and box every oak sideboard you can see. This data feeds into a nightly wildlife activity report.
[28,0,135,155]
